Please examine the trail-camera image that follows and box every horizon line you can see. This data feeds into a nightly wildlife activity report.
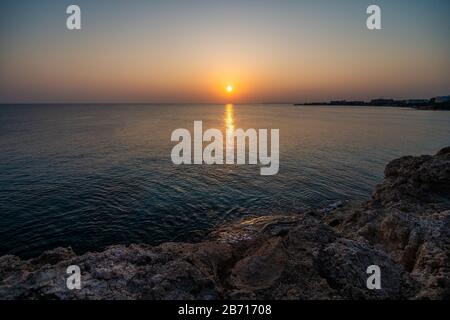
[0,102,294,106]
[1,94,448,106]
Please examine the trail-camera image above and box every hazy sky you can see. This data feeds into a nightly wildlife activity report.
[1,0,449,103]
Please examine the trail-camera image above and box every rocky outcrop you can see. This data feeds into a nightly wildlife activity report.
[323,147,450,299]
[0,148,449,300]
[371,146,450,209]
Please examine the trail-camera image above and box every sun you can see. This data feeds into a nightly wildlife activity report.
[226,85,233,93]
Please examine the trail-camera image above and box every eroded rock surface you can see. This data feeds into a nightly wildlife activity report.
[1,148,449,300]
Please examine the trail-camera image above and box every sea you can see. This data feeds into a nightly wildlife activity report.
[1,104,449,257]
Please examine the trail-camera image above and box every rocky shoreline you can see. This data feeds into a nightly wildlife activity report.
[0,147,449,300]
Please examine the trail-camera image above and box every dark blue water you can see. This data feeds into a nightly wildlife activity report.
[1,104,449,257]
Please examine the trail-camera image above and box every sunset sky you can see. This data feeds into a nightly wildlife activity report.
[0,0,449,103]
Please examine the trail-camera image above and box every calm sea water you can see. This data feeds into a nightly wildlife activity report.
[1,104,449,257]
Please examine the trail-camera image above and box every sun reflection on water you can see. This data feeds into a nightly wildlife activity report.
[225,104,235,153]
[225,103,234,132]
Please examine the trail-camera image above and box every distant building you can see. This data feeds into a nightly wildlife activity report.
[405,99,429,105]
[330,100,347,105]
[370,99,395,106]
[329,100,365,106]
[346,101,365,105]
[433,96,450,104]
[295,95,448,109]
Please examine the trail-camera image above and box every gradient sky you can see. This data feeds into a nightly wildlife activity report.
[0,0,449,103]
